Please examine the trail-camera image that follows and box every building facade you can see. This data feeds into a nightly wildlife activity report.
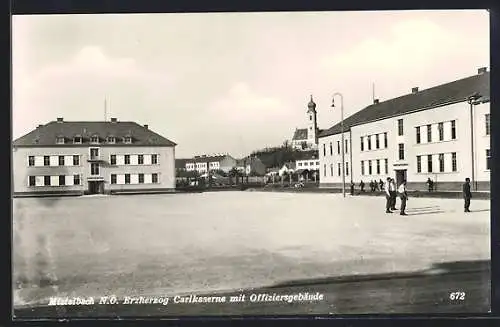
[291,96,323,151]
[12,118,177,195]
[318,68,490,191]
[183,154,237,174]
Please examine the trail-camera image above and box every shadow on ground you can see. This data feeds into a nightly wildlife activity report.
[13,259,491,318]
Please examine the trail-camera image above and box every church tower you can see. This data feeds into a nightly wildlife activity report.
[306,95,318,148]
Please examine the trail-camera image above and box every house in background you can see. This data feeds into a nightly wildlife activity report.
[183,154,237,174]
[291,95,324,151]
[12,117,177,196]
[294,150,320,182]
[236,156,267,176]
[318,67,490,191]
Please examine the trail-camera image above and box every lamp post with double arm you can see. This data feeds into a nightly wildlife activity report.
[331,92,345,197]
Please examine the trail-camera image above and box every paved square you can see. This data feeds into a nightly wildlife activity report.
[13,192,490,307]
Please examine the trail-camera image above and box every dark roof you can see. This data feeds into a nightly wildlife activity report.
[187,154,233,163]
[292,128,308,140]
[175,158,189,168]
[295,150,319,160]
[13,120,177,147]
[320,71,490,138]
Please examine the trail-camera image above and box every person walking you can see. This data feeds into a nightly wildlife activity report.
[389,178,397,210]
[385,177,392,213]
[427,178,434,192]
[379,179,384,192]
[360,180,365,193]
[398,180,408,216]
[463,178,472,212]
[350,181,355,195]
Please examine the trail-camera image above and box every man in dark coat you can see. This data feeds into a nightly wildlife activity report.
[385,177,392,213]
[360,180,365,192]
[463,178,472,212]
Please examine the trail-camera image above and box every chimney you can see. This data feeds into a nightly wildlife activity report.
[110,118,117,123]
[373,99,379,104]
[478,67,487,74]
[412,87,419,94]
[56,117,63,123]
[144,124,148,129]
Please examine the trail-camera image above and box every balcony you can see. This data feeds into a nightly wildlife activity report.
[87,176,104,181]
[87,155,105,162]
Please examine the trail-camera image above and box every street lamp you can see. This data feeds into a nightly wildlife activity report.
[468,92,481,191]
[332,92,345,197]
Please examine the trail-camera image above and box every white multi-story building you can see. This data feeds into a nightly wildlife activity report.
[182,154,237,174]
[318,67,490,191]
[12,117,177,195]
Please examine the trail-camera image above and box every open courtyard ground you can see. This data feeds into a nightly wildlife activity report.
[13,191,490,312]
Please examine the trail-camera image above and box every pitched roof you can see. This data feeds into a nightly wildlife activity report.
[13,120,177,147]
[175,158,189,168]
[187,154,234,163]
[292,128,308,140]
[319,71,490,138]
[295,150,319,160]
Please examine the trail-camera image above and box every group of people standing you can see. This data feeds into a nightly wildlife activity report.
[384,177,408,215]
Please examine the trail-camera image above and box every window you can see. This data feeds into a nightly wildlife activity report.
[139,173,145,184]
[323,144,326,156]
[398,143,404,160]
[58,156,65,166]
[73,136,82,144]
[91,163,100,175]
[90,135,100,144]
[111,174,117,184]
[330,164,333,176]
[298,162,302,167]
[368,161,372,175]
[107,136,116,144]
[309,115,312,121]
[360,137,364,151]
[451,120,456,140]
[56,137,65,144]
[368,136,372,150]
[337,141,340,154]
[110,155,116,165]
[376,134,380,149]
[29,176,36,186]
[439,153,445,172]
[73,155,79,166]
[124,136,132,144]
[74,175,80,185]
[138,155,144,165]
[304,162,308,166]
[486,149,491,170]
[44,176,50,186]
[427,125,432,143]
[384,159,388,174]
[345,139,348,153]
[324,164,326,177]
[90,148,99,160]
[337,163,341,176]
[416,127,421,144]
[152,154,158,164]
[59,175,65,186]
[329,142,333,155]
[44,156,50,166]
[485,114,490,135]
[376,159,380,174]
[417,156,421,173]
[438,122,444,141]
[125,174,131,184]
[152,173,159,184]
[361,161,365,175]
[452,152,457,172]
[345,162,349,176]
[28,156,35,166]
[125,155,130,165]
[427,155,433,173]
[384,133,388,148]
[398,119,404,136]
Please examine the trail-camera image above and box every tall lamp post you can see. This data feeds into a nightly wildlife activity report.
[468,93,481,191]
[332,92,345,197]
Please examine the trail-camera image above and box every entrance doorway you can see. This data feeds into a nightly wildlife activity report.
[88,181,104,194]
[395,169,407,187]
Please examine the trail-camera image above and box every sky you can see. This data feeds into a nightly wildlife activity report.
[12,10,489,158]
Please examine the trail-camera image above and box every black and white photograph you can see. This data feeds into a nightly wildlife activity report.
[12,9,491,318]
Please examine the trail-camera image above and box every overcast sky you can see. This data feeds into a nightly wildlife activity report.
[12,10,489,158]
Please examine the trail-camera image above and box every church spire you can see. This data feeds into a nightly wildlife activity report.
[307,94,317,112]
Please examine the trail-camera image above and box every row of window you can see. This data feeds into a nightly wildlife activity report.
[416,153,457,173]
[56,135,133,145]
[361,159,389,176]
[186,162,220,169]
[297,161,320,167]
[323,139,349,156]
[28,173,160,186]
[323,162,350,177]
[28,154,159,167]
[415,120,456,144]
[360,133,388,151]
